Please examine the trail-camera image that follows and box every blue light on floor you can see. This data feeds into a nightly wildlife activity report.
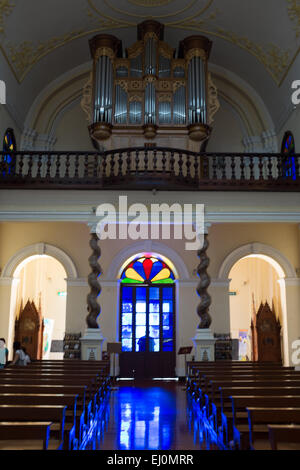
[116,387,175,450]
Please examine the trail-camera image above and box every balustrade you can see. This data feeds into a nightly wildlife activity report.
[0,147,299,191]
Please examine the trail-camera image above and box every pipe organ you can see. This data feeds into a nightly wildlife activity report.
[86,20,218,146]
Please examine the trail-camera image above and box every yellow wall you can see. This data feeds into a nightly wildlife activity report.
[0,220,299,367]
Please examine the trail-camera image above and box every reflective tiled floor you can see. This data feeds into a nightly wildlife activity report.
[87,380,214,450]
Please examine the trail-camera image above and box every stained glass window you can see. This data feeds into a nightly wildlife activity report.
[281,131,296,180]
[121,256,175,285]
[2,128,16,175]
[120,256,175,353]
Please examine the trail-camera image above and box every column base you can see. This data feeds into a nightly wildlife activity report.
[192,328,216,361]
[80,328,105,361]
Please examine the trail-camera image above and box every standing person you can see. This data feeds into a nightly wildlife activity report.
[22,347,31,365]
[0,338,8,369]
[11,341,26,366]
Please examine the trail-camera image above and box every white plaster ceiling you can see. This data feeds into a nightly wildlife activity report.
[0,0,299,132]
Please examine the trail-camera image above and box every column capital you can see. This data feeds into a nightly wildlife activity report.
[0,277,14,286]
[204,222,211,234]
[87,221,99,234]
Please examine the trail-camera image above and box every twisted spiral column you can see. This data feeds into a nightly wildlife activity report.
[196,232,212,329]
[86,232,102,329]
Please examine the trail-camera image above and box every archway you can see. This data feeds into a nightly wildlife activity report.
[219,243,293,365]
[2,243,78,360]
[229,255,285,362]
[118,253,177,378]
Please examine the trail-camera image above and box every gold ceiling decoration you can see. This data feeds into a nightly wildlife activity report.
[287,0,300,37]
[0,0,298,86]
[7,30,85,81]
[0,0,14,33]
[212,28,291,84]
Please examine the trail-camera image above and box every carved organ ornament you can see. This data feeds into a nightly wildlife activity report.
[85,20,219,143]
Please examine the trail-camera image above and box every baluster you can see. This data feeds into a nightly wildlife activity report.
[240,155,245,180]
[18,154,24,178]
[162,150,166,175]
[92,153,97,178]
[267,155,273,180]
[258,155,264,180]
[46,154,52,180]
[222,156,226,179]
[83,153,89,179]
[145,149,149,173]
[193,154,199,181]
[212,155,217,179]
[126,151,131,175]
[178,152,183,178]
[153,148,158,172]
[249,156,254,180]
[202,155,209,179]
[231,156,236,180]
[277,155,282,179]
[74,154,79,179]
[102,153,107,179]
[186,154,191,180]
[27,154,33,178]
[170,150,175,176]
[119,152,124,177]
[65,153,71,179]
[109,153,115,178]
[37,153,42,179]
[54,155,60,179]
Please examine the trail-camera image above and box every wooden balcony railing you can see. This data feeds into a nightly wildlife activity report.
[0,147,299,191]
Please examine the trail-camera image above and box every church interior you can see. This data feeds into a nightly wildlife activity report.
[0,0,300,453]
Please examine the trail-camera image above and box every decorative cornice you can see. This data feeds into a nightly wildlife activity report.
[0,210,300,224]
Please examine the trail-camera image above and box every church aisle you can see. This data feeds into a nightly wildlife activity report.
[87,380,213,451]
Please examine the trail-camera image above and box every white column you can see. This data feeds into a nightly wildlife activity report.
[65,278,88,335]
[282,277,300,366]
[0,277,19,360]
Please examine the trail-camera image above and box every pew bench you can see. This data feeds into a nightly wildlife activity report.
[234,407,300,450]
[0,393,79,450]
[0,422,61,450]
[0,405,67,449]
[268,424,300,450]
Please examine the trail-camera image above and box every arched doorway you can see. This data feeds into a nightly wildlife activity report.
[228,254,286,363]
[119,254,176,378]
[10,255,67,360]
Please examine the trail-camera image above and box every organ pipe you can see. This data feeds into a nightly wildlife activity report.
[87,22,215,143]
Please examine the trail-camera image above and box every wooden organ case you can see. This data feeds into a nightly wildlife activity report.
[14,300,44,360]
[82,20,219,148]
[251,302,282,363]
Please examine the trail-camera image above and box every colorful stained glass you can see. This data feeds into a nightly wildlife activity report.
[2,128,16,176]
[121,256,175,284]
[281,131,296,180]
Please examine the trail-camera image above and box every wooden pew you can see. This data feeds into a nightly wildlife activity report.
[0,393,78,450]
[187,364,293,394]
[223,395,300,448]
[244,407,300,450]
[268,424,300,450]
[0,405,67,448]
[0,422,57,450]
[214,386,300,446]
[0,384,87,445]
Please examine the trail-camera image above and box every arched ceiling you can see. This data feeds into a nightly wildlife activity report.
[0,0,299,131]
